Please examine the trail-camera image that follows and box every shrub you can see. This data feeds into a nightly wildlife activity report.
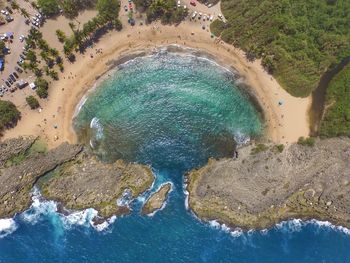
[251,143,269,155]
[298,137,316,147]
[36,86,48,98]
[274,144,285,153]
[26,96,40,109]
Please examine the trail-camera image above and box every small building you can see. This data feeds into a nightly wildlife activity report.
[29,82,36,90]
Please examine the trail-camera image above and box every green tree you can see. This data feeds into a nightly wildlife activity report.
[0,100,21,130]
[26,96,40,109]
[97,0,119,20]
[56,29,67,43]
[35,77,49,90]
[37,0,60,16]
[36,86,48,98]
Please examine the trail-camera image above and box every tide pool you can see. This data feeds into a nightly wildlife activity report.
[0,48,349,263]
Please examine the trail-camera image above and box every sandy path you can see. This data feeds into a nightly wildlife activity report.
[2,17,310,148]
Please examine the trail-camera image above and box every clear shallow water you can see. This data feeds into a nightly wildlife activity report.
[0,49,349,262]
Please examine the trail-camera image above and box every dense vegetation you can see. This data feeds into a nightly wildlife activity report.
[0,100,21,131]
[24,28,63,81]
[37,0,96,18]
[134,0,188,24]
[319,63,350,137]
[37,0,60,16]
[211,0,350,97]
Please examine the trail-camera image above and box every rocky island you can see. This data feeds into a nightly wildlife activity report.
[142,183,172,215]
[0,137,154,219]
[187,138,350,230]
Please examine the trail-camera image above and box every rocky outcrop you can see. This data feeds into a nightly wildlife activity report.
[0,140,83,218]
[41,153,154,218]
[187,138,350,230]
[142,183,172,215]
[0,137,154,220]
[0,136,37,167]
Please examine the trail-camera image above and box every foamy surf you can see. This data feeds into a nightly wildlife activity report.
[0,218,17,238]
[19,188,118,233]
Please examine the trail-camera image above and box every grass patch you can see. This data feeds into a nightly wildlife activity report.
[251,144,269,155]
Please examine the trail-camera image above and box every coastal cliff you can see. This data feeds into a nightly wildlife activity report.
[0,137,83,218]
[0,137,154,219]
[187,138,350,229]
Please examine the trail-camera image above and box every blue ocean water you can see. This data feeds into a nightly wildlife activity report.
[0,49,349,262]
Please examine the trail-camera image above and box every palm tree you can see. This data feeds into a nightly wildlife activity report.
[11,1,20,10]
[20,8,30,19]
[68,22,76,34]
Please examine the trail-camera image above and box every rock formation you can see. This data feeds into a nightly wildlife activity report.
[187,138,350,229]
[142,183,172,215]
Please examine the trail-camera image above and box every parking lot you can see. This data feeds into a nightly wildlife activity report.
[0,0,39,98]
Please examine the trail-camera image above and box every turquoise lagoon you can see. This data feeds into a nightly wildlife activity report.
[0,48,349,263]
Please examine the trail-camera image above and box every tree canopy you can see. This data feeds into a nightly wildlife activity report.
[0,100,21,131]
[134,0,188,24]
[37,0,60,16]
[211,0,350,97]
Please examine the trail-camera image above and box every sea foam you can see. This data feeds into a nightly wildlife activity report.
[0,218,17,238]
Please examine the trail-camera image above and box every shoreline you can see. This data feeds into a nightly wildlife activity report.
[2,21,311,148]
[72,44,268,142]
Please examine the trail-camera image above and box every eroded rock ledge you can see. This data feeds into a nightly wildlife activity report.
[41,153,154,218]
[142,183,172,215]
[0,137,154,219]
[187,138,350,230]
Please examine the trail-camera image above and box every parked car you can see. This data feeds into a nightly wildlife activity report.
[5,7,13,14]
[191,11,197,19]
[15,66,23,73]
[12,72,19,79]
[8,78,13,84]
[5,16,13,22]
[190,0,196,6]
[9,74,16,81]
[1,10,9,15]
[5,81,10,87]
[19,54,26,60]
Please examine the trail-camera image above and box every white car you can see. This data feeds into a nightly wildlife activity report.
[209,15,214,21]
[198,12,202,18]
[177,0,181,7]
[1,10,9,15]
[218,14,223,20]
[191,11,197,19]
[183,5,187,9]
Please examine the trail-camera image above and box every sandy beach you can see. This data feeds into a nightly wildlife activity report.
[2,9,311,149]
